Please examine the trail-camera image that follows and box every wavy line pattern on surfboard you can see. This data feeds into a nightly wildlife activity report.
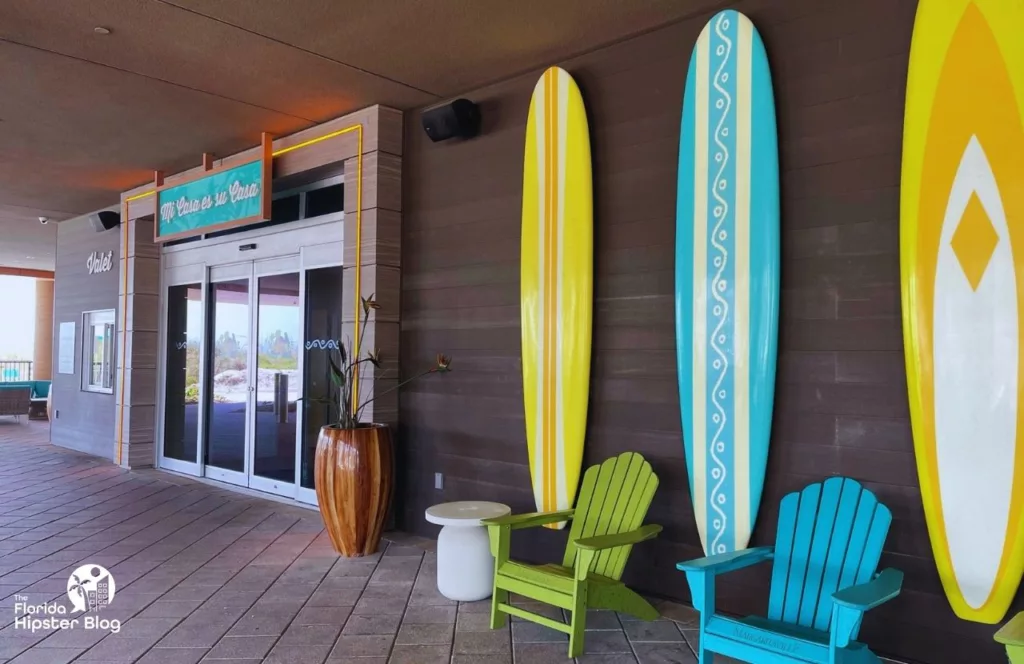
[521,66,592,529]
[676,10,779,555]
[902,0,1024,624]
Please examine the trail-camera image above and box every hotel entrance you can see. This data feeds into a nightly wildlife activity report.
[157,185,343,505]
[204,258,301,495]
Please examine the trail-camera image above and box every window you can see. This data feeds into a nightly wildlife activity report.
[202,178,343,241]
[83,310,115,393]
[304,183,343,218]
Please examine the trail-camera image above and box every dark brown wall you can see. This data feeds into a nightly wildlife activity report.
[51,209,120,460]
[399,1,1006,662]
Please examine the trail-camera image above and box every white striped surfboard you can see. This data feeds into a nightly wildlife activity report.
[676,10,780,554]
[521,66,593,528]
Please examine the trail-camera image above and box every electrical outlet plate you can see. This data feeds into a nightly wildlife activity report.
[434,472,443,490]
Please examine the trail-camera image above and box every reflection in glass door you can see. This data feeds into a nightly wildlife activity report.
[160,254,344,502]
[301,266,344,491]
[163,284,202,466]
[252,273,301,489]
[205,278,250,481]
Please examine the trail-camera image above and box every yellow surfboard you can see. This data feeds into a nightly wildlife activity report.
[902,0,1024,624]
[521,66,592,529]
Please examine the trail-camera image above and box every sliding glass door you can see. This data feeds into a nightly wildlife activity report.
[250,270,301,495]
[298,266,344,501]
[162,282,203,475]
[160,255,342,503]
[204,270,252,485]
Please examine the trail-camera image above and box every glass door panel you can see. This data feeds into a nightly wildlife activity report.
[205,278,250,477]
[253,273,301,483]
[301,266,344,490]
[163,284,202,463]
[163,253,337,499]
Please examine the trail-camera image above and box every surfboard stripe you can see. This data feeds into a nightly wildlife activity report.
[678,9,778,556]
[531,73,546,514]
[544,67,558,514]
[691,33,710,554]
[733,16,752,552]
[706,10,738,556]
[555,69,569,512]
[748,22,779,543]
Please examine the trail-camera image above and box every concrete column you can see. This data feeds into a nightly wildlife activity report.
[116,217,160,469]
[342,107,403,427]
[33,279,54,380]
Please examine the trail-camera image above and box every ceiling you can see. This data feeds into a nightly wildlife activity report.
[0,0,716,270]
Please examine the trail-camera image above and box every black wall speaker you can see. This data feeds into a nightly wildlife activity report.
[89,210,121,233]
[421,99,481,142]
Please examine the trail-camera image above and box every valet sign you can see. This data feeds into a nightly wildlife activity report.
[86,250,113,275]
[154,134,272,243]
[13,564,121,634]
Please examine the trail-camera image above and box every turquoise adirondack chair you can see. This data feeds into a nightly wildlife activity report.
[677,477,902,664]
[482,452,662,658]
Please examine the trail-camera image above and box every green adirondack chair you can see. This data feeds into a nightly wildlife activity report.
[482,452,662,657]
[996,612,1024,663]
[677,477,903,664]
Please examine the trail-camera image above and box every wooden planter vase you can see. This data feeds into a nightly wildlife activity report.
[314,424,393,557]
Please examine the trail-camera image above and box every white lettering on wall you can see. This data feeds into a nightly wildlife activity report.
[86,251,113,275]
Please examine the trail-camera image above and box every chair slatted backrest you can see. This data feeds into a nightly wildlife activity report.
[562,452,659,580]
[766,477,891,633]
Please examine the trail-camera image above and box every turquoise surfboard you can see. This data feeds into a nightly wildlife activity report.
[675,9,779,555]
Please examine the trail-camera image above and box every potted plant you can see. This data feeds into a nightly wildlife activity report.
[312,294,450,557]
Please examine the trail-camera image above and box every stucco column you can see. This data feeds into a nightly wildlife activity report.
[33,278,54,380]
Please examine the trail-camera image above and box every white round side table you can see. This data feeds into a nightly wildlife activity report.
[425,501,510,601]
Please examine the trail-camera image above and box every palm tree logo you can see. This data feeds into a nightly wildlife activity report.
[66,564,115,613]
[67,571,92,613]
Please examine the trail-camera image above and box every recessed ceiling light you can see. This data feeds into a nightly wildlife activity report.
[93,26,111,35]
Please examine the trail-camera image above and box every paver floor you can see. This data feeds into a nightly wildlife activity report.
[0,419,898,664]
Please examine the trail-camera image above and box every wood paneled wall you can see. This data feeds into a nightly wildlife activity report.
[51,210,121,459]
[398,1,1015,661]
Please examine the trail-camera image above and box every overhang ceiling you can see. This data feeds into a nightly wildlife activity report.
[0,0,718,270]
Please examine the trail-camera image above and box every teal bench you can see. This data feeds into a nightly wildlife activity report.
[0,381,50,399]
[0,381,51,420]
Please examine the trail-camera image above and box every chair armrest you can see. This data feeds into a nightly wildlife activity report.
[574,524,662,551]
[676,546,774,575]
[482,509,574,530]
[831,568,903,611]
[995,611,1024,646]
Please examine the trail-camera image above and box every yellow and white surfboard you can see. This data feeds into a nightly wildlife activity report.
[902,0,1024,624]
[521,67,592,528]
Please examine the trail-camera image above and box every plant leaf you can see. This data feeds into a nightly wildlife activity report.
[328,354,344,387]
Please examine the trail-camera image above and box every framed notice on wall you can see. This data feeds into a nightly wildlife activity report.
[58,321,75,375]
[154,133,272,243]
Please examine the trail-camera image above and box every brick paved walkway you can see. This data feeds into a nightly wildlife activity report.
[0,418,895,664]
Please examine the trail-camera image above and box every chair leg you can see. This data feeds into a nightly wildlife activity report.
[489,588,507,629]
[698,643,715,664]
[568,587,588,658]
